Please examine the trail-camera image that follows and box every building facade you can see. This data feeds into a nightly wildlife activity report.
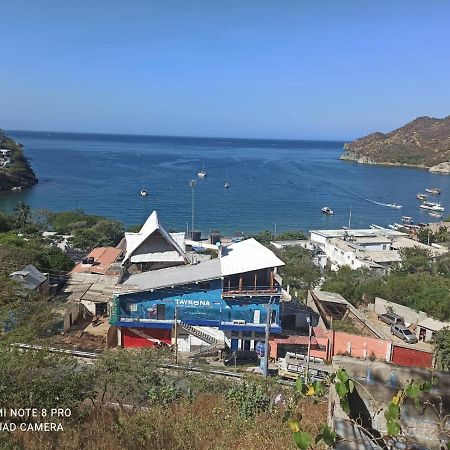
[111,238,285,353]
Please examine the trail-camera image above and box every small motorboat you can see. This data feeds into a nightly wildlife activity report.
[322,207,334,215]
[140,189,149,197]
[401,216,413,223]
[420,201,444,212]
[197,162,207,178]
[386,203,402,209]
[224,181,230,189]
[416,193,427,200]
[425,188,441,195]
[429,212,443,218]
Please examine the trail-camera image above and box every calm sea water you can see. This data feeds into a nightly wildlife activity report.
[1,131,450,235]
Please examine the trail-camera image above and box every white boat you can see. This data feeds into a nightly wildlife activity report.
[321,207,334,215]
[388,224,399,230]
[420,201,444,212]
[224,181,230,189]
[429,212,443,218]
[197,162,207,178]
[401,216,413,223]
[416,193,427,200]
[386,203,402,209]
[425,188,441,195]
[140,189,148,197]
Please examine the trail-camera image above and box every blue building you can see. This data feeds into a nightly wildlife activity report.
[111,237,285,353]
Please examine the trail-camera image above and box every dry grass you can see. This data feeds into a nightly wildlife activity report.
[10,395,327,450]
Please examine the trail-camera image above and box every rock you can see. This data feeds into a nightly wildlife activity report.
[429,162,450,173]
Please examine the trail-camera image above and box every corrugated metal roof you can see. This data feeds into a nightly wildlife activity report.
[123,258,222,291]
[10,264,47,290]
[220,238,284,276]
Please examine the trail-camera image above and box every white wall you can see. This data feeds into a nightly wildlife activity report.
[372,297,427,325]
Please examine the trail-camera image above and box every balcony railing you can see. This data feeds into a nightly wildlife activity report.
[222,284,282,296]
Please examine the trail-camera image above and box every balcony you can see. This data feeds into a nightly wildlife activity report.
[222,284,282,297]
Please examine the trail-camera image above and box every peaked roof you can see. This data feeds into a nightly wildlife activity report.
[10,264,47,290]
[220,238,285,276]
[122,211,187,265]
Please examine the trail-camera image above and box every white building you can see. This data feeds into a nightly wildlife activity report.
[310,228,445,272]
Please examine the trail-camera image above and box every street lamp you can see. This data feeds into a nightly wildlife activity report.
[190,179,196,236]
[306,314,312,382]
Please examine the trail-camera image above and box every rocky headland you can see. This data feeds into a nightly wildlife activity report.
[341,116,450,173]
[0,129,38,191]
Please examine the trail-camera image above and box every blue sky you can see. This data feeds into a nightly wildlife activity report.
[1,0,449,140]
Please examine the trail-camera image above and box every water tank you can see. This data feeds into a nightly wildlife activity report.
[187,230,201,241]
[210,232,221,245]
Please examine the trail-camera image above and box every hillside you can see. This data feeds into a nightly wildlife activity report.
[341,116,450,173]
[0,129,38,190]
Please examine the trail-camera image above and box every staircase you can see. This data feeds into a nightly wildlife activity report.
[189,343,223,358]
[179,321,219,345]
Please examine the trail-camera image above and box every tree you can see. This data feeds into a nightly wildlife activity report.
[278,246,320,296]
[395,247,432,274]
[434,327,450,371]
[13,201,31,229]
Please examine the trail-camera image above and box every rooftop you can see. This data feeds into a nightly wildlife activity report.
[220,238,285,276]
[120,237,285,293]
[10,264,47,290]
[72,246,123,275]
[310,228,406,239]
[63,272,121,304]
[122,258,222,291]
[417,317,449,331]
[122,211,188,265]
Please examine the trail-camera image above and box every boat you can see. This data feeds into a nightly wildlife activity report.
[429,212,443,218]
[386,203,402,209]
[224,181,230,189]
[416,193,427,200]
[425,188,441,195]
[420,201,444,212]
[140,189,148,197]
[321,207,334,215]
[401,216,413,223]
[197,162,207,178]
[388,224,399,230]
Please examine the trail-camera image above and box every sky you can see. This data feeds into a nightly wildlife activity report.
[0,0,449,140]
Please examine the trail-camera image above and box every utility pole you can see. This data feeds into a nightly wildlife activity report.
[348,206,352,229]
[306,314,312,382]
[174,307,179,364]
[274,223,277,237]
[262,300,272,378]
[190,179,196,237]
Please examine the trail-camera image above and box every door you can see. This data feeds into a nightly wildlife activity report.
[243,340,251,351]
[156,304,166,320]
[253,310,261,324]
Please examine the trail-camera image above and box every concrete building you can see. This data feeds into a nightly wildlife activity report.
[111,238,285,353]
[310,227,446,272]
[10,264,49,296]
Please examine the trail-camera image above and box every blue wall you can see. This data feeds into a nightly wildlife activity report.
[117,279,280,328]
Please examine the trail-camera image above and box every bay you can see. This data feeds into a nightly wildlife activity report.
[1,131,449,235]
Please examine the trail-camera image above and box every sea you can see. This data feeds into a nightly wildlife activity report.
[1,131,450,236]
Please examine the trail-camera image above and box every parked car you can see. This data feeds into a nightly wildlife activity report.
[391,324,418,344]
[224,350,258,366]
[378,312,405,326]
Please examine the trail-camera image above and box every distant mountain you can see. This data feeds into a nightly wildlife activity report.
[341,116,450,173]
[0,129,38,191]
